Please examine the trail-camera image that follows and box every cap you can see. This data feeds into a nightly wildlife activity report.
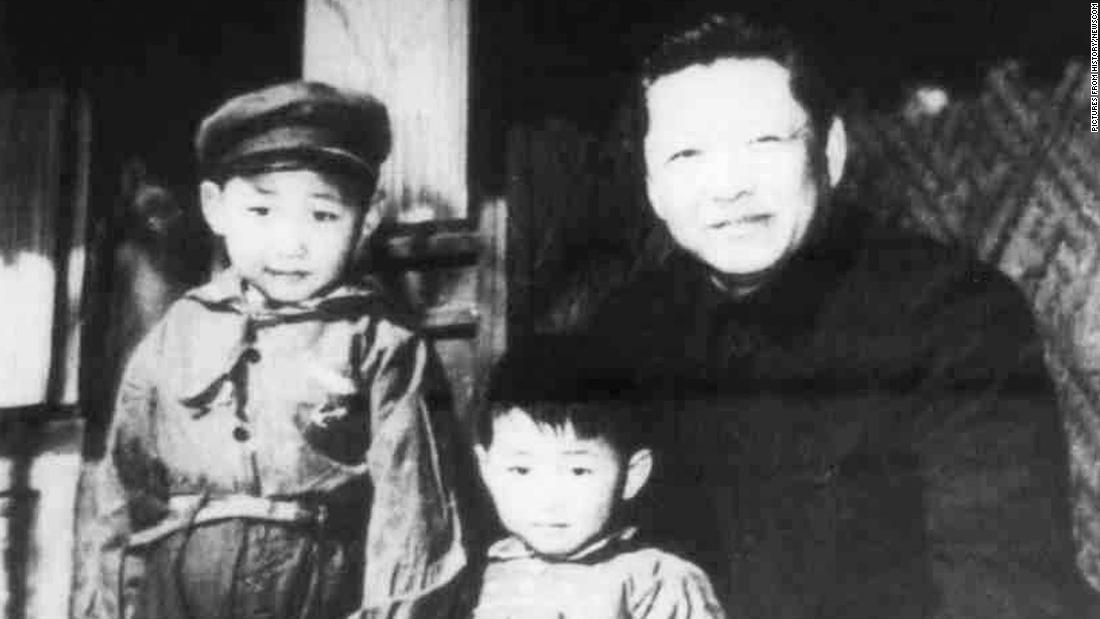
[195,80,391,181]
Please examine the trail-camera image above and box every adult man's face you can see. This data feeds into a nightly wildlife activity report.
[644,58,846,278]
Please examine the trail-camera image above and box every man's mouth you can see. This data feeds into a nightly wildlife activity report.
[710,213,774,230]
[264,268,309,279]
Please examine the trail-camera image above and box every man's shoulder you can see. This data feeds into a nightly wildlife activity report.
[856,222,978,280]
[851,222,1032,320]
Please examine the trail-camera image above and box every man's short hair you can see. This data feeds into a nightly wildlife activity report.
[477,336,655,456]
[639,12,838,140]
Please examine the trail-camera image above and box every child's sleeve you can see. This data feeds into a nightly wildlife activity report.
[75,334,163,619]
[630,553,728,619]
[358,329,466,617]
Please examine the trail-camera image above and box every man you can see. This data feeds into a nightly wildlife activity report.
[584,13,1097,618]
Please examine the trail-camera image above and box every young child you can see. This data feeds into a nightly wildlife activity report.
[82,81,465,619]
[470,338,726,618]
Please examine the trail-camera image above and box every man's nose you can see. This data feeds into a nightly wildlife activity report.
[702,145,754,201]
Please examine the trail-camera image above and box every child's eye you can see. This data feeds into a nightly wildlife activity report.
[506,465,530,476]
[247,206,271,217]
[313,211,340,223]
[570,467,593,476]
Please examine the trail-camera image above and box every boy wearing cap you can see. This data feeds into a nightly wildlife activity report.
[82,81,465,619]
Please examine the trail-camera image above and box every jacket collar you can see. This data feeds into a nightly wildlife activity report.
[176,269,384,408]
[487,526,638,564]
[186,268,383,320]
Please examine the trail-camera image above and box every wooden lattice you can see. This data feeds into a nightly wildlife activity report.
[828,60,1100,590]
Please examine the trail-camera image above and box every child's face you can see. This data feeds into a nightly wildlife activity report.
[476,408,650,558]
[201,169,365,305]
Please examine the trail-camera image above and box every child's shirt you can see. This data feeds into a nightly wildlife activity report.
[82,270,465,618]
[472,528,726,619]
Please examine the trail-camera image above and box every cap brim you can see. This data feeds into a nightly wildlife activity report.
[206,124,378,179]
[212,146,377,181]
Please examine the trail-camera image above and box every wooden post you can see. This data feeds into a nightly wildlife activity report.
[304,0,507,427]
[303,0,470,221]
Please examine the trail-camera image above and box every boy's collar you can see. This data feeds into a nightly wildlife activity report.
[175,268,391,409]
[186,268,381,317]
[488,526,638,564]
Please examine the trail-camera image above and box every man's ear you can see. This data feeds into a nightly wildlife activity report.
[642,154,673,227]
[824,116,848,188]
[641,137,669,225]
[199,180,226,235]
[622,448,654,501]
[474,444,490,478]
[645,176,664,222]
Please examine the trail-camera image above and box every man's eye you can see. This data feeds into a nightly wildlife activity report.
[247,206,271,217]
[751,135,784,144]
[506,465,530,476]
[668,148,701,162]
[313,211,340,223]
[752,129,805,146]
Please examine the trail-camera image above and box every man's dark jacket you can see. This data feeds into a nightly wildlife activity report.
[583,204,1097,618]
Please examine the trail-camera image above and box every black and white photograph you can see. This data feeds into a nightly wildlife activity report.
[0,1,1096,617]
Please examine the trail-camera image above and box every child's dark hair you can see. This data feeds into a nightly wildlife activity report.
[478,336,655,456]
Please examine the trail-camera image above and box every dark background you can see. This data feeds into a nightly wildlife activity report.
[0,0,1084,188]
[0,1,303,189]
